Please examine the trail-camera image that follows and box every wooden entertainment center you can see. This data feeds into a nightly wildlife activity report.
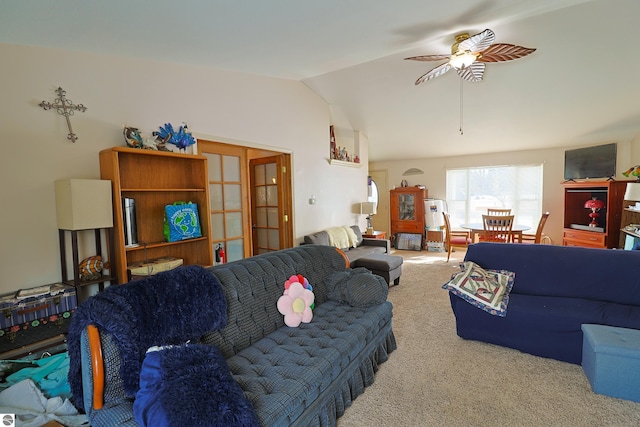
[562,180,630,249]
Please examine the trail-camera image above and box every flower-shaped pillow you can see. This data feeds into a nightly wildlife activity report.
[277,275,315,327]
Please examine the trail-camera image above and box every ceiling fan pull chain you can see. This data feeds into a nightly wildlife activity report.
[459,77,464,135]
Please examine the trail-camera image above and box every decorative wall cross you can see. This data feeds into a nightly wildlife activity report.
[39,87,87,143]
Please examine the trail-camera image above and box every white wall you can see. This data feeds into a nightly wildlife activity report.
[371,141,640,246]
[0,43,369,293]
[4,41,638,294]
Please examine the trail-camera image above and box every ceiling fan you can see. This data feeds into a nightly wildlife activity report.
[405,29,536,85]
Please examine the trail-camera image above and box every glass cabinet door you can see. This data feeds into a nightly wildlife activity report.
[399,194,415,220]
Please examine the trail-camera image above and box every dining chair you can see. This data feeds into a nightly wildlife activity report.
[480,214,514,243]
[522,212,550,244]
[487,208,512,215]
[442,212,472,262]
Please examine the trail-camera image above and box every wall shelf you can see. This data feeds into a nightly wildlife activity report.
[328,159,361,168]
[621,228,640,239]
[619,206,640,248]
[124,236,209,252]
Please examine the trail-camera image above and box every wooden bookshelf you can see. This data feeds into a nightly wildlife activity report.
[99,147,213,283]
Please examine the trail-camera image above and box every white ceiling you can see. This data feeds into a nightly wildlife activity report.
[2,0,639,161]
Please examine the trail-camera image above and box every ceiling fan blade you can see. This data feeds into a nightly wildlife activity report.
[477,43,536,62]
[456,62,485,82]
[405,54,451,62]
[415,62,452,85]
[458,29,495,53]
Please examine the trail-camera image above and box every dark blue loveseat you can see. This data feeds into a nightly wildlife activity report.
[451,243,640,364]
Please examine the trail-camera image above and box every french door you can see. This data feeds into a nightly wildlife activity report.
[199,140,293,263]
[250,155,292,254]
[200,142,250,263]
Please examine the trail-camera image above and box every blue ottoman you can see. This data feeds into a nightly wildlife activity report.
[581,324,640,402]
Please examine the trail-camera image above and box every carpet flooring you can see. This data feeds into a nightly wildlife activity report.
[337,248,640,427]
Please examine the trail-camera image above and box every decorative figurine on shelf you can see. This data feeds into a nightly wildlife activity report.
[124,127,144,148]
[79,255,103,281]
[123,126,167,150]
[153,122,196,152]
[330,141,358,163]
[623,165,640,181]
[338,146,348,161]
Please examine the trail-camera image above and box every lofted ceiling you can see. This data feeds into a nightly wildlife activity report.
[2,0,639,161]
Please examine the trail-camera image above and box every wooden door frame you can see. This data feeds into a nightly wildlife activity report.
[249,154,293,252]
[198,139,293,258]
[198,140,251,259]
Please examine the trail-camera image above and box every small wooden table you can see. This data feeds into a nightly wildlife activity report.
[363,230,386,239]
[460,223,531,243]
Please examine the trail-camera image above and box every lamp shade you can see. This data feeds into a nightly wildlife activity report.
[625,183,640,201]
[360,202,377,216]
[55,179,114,230]
[584,198,605,210]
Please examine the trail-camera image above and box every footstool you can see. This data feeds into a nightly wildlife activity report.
[353,254,403,286]
[581,324,640,402]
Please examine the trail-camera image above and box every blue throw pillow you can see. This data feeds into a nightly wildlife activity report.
[134,343,259,427]
[327,268,388,307]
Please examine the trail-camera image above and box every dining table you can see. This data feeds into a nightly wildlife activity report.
[460,222,532,243]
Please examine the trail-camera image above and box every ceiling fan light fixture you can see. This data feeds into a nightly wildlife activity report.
[449,51,476,70]
[406,28,535,85]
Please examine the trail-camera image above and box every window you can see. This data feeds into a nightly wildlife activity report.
[368,176,379,209]
[446,164,543,230]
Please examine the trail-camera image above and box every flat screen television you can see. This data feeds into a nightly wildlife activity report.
[564,143,617,181]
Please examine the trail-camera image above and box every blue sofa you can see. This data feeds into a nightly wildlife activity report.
[450,243,640,364]
[68,245,396,426]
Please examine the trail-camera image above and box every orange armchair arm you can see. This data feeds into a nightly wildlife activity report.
[335,247,350,268]
[87,324,104,410]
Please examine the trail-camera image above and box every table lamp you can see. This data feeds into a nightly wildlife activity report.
[584,197,605,228]
[55,179,115,294]
[55,179,114,230]
[360,202,377,234]
[624,182,640,202]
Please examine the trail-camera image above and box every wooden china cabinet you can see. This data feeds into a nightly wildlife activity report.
[562,180,629,249]
[390,186,428,243]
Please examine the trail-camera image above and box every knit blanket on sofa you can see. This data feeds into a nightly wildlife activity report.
[325,226,358,249]
[67,265,228,410]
